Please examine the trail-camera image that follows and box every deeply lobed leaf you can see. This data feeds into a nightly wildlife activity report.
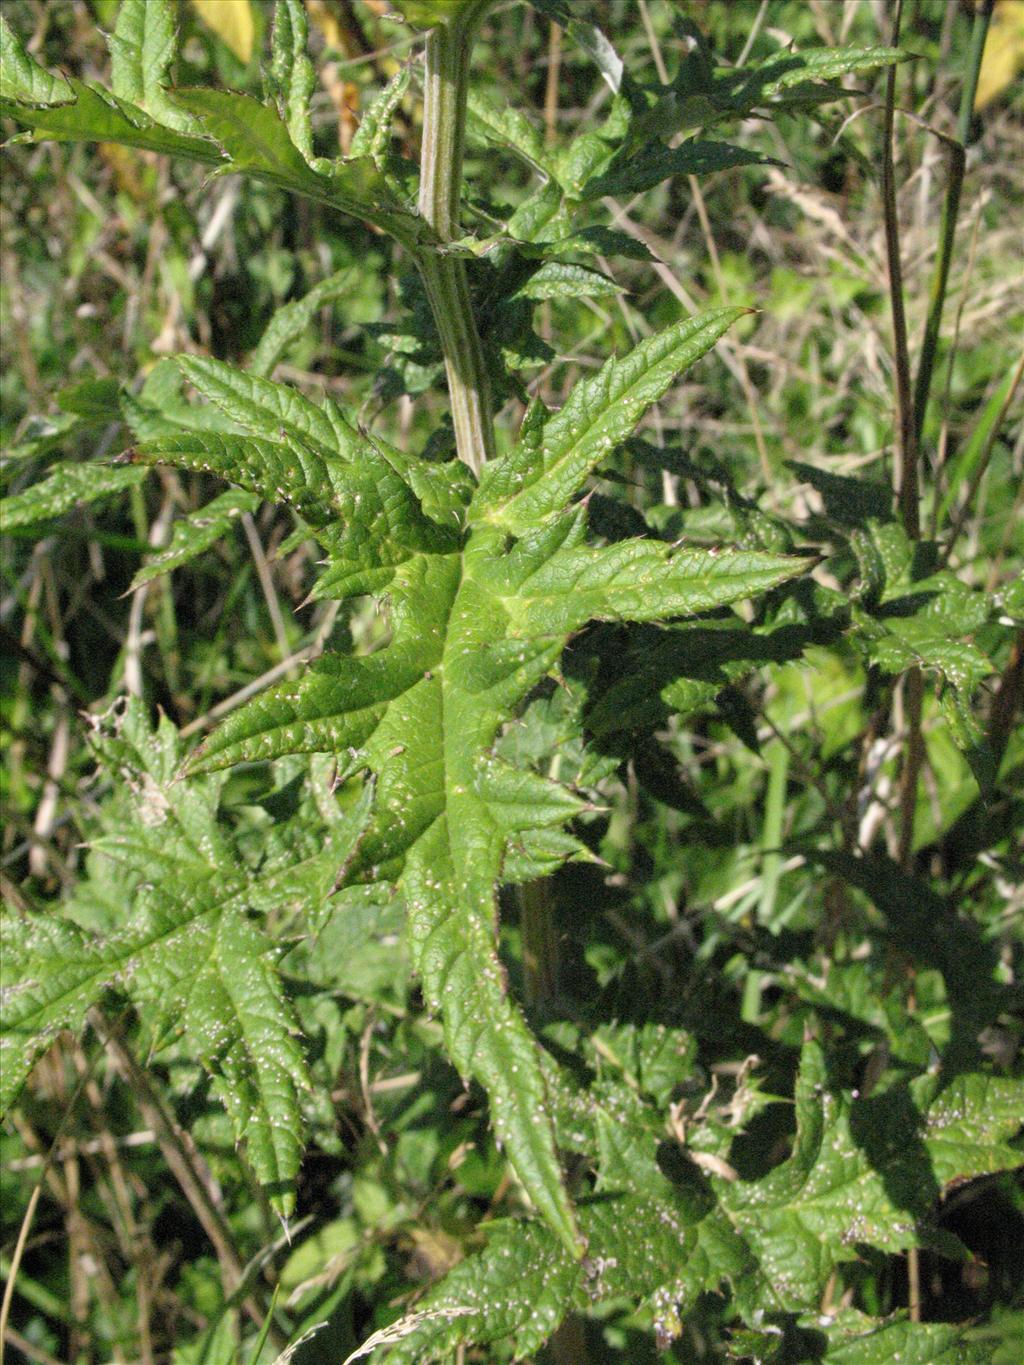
[474,308,747,532]
[2,463,147,530]
[377,1041,1023,1360]
[121,309,807,1253]
[0,704,371,1217]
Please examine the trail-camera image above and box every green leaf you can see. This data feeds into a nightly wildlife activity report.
[553,93,634,196]
[875,633,992,693]
[474,307,746,533]
[247,267,358,379]
[1,462,147,531]
[349,66,413,170]
[721,45,907,113]
[467,89,558,179]
[581,139,771,200]
[0,11,71,105]
[268,0,315,161]
[379,1188,717,1365]
[511,260,623,301]
[732,1310,995,1364]
[0,703,370,1216]
[381,1035,1022,1360]
[652,44,907,136]
[1,14,219,162]
[1,13,424,249]
[128,488,260,590]
[555,224,656,261]
[130,357,463,592]
[913,1069,1024,1186]
[845,558,1005,787]
[109,0,195,132]
[496,525,808,635]
[129,357,808,1256]
[0,915,113,1115]
[367,1221,582,1364]
[715,1041,1023,1309]
[169,88,419,242]
[177,904,309,1213]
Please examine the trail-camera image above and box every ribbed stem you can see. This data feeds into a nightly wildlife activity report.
[416,6,497,478]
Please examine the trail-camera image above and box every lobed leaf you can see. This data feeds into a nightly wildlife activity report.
[169,88,419,241]
[172,362,807,1254]
[128,488,260,590]
[581,139,771,200]
[350,67,413,170]
[268,0,315,161]
[132,361,463,588]
[380,1030,1022,1360]
[0,704,371,1216]
[716,1041,1023,1308]
[650,44,908,136]
[1,15,219,163]
[474,307,746,532]
[1,463,147,530]
[109,0,195,133]
[1,13,425,249]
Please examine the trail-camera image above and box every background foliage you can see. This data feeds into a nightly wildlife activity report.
[1,1,1022,1362]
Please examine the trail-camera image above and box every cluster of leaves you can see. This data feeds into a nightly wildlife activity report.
[2,1,1021,1362]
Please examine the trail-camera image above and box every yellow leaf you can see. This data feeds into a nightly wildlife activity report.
[975,0,1024,110]
[190,0,255,66]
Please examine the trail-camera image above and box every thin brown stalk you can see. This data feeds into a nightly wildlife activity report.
[880,10,925,1321]
[543,19,562,146]
[0,1057,92,1365]
[241,510,295,669]
[93,1015,282,1344]
[881,0,918,542]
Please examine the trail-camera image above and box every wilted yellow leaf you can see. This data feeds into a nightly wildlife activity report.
[975,0,1024,110]
[190,0,255,66]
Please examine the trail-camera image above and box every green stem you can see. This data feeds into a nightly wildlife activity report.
[416,5,497,478]
[415,1,562,1029]
[911,0,994,448]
